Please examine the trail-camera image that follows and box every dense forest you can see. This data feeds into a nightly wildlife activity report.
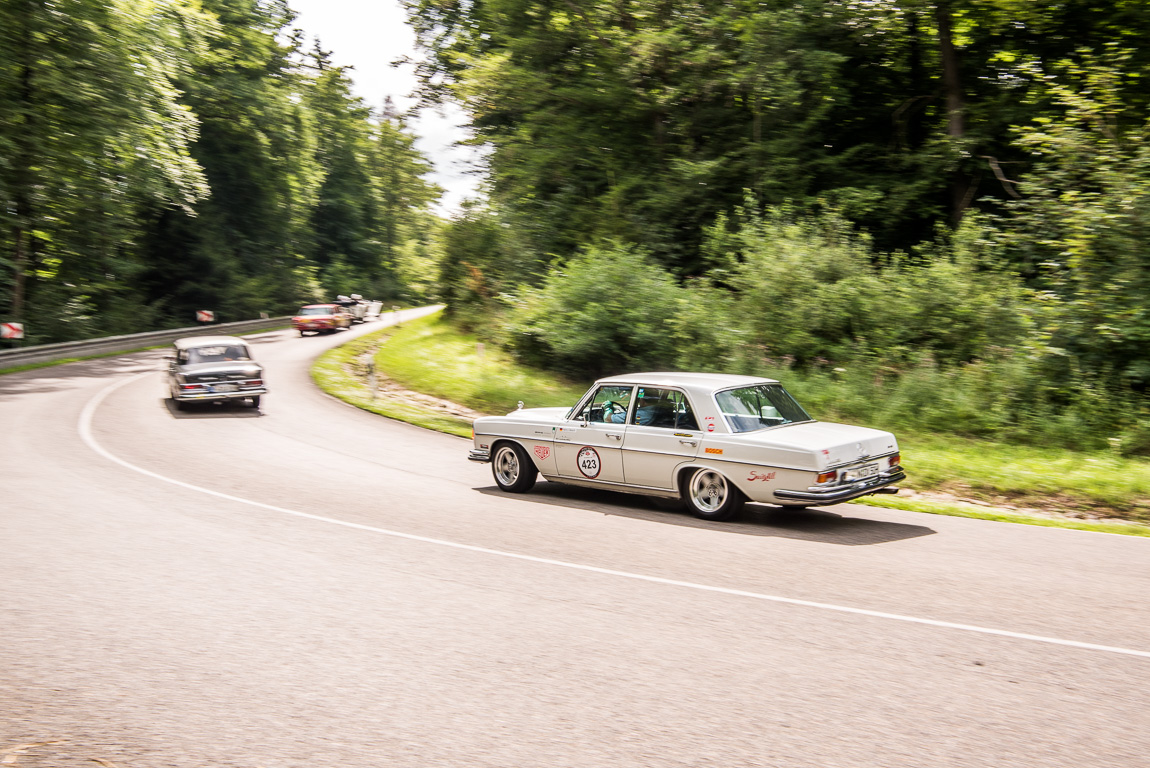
[0,0,441,341]
[406,0,1150,453]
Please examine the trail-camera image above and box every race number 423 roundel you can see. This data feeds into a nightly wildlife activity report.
[576,446,601,479]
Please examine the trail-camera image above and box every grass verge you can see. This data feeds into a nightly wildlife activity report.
[373,313,587,413]
[852,496,1150,537]
[893,433,1150,518]
[313,309,1150,536]
[311,324,475,438]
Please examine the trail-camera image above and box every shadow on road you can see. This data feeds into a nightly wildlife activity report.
[161,398,263,419]
[476,482,935,546]
[0,354,163,398]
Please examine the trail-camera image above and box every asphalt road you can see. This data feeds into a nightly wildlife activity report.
[3,309,1149,768]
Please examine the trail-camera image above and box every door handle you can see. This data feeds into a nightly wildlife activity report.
[679,439,697,447]
[606,433,622,440]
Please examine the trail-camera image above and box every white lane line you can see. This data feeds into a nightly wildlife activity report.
[81,372,1150,661]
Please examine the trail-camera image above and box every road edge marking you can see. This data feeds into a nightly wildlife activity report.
[80,372,1150,661]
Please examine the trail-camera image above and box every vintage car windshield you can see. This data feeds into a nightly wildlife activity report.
[299,306,334,315]
[715,384,812,433]
[186,345,251,364]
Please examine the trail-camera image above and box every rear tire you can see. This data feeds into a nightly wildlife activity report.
[682,467,744,521]
[173,398,186,411]
[250,395,261,409]
[492,443,537,493]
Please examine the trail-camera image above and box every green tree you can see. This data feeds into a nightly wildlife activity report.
[1005,51,1150,389]
[0,0,209,338]
[135,0,321,325]
[369,97,442,273]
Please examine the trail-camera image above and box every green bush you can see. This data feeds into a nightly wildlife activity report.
[706,208,1029,367]
[497,207,1149,450]
[502,243,688,377]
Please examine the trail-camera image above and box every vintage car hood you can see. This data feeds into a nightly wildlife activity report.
[738,421,897,468]
[473,406,572,439]
[493,406,571,421]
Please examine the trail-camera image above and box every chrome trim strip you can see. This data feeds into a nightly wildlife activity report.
[538,474,681,499]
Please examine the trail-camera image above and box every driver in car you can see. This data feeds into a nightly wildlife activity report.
[602,400,627,423]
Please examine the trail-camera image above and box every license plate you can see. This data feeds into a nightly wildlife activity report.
[843,463,880,482]
[212,383,239,393]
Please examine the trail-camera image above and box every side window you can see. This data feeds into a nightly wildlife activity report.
[176,349,188,365]
[672,391,700,431]
[576,385,634,424]
[632,388,699,431]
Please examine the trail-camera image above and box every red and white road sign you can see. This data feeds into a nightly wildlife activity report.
[196,310,215,323]
[1,322,24,339]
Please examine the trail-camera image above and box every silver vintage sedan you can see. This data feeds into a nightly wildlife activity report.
[165,335,267,410]
[469,372,904,521]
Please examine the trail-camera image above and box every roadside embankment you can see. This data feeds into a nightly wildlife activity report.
[313,309,1150,537]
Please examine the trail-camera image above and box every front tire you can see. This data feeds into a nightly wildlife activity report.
[492,443,537,493]
[682,468,744,521]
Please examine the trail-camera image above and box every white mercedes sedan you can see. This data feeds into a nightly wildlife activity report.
[469,372,904,521]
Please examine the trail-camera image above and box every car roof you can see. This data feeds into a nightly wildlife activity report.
[595,371,780,393]
[173,335,249,350]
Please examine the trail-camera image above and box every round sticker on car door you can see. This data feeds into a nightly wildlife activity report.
[577,446,601,478]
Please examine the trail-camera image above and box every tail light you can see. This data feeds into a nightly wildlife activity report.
[180,383,205,391]
[816,470,837,484]
[889,453,901,468]
[241,379,263,387]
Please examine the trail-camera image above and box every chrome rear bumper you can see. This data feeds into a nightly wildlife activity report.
[174,388,267,402]
[774,470,906,504]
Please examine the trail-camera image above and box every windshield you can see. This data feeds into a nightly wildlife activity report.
[299,306,333,315]
[187,345,251,364]
[714,384,812,433]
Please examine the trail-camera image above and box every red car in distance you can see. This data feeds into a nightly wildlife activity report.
[293,304,353,336]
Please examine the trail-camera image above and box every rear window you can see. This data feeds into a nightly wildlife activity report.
[715,384,812,433]
[187,345,251,364]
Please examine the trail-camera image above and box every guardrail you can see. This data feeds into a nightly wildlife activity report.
[0,316,291,371]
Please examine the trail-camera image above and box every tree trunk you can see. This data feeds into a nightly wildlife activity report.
[9,0,39,320]
[935,2,964,139]
[934,1,969,222]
